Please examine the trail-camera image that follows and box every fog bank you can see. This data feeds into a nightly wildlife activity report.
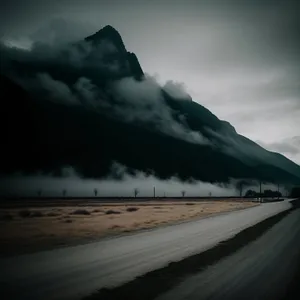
[0,164,283,198]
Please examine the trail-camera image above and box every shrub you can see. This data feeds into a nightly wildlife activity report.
[71,209,91,215]
[0,214,13,221]
[64,219,73,223]
[185,203,195,205]
[126,207,139,212]
[105,210,121,215]
[47,212,60,217]
[19,209,31,218]
[30,211,44,217]
[110,224,121,229]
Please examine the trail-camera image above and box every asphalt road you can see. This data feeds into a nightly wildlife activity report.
[0,200,293,300]
[156,203,300,300]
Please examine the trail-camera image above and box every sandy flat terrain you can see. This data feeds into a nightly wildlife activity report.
[0,200,258,255]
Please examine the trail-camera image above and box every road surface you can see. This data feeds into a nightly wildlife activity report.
[156,204,300,300]
[0,200,293,300]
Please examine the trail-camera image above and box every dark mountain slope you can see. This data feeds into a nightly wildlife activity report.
[1,74,299,184]
[0,74,250,181]
[164,91,300,180]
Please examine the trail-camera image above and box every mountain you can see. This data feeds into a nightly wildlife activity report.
[1,25,300,186]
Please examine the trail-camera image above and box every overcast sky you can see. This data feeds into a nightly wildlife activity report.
[1,0,299,164]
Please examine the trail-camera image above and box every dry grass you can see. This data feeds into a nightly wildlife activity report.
[46,211,61,217]
[105,209,121,215]
[18,209,44,218]
[0,200,258,255]
[71,209,91,215]
[19,209,31,218]
[126,207,139,212]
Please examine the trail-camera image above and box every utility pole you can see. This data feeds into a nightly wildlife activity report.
[153,186,156,198]
[277,183,280,200]
[134,188,139,198]
[259,181,262,195]
[259,181,262,203]
[239,182,243,198]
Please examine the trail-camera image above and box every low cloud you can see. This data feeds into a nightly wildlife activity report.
[1,33,124,78]
[36,73,79,104]
[0,162,285,198]
[73,77,103,107]
[163,80,191,100]
[0,163,239,197]
[29,17,92,47]
[111,76,209,145]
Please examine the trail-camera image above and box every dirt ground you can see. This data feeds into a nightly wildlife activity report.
[0,200,258,256]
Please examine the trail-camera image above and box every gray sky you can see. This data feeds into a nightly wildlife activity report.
[1,0,299,164]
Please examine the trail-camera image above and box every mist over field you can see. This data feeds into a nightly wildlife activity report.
[0,163,283,198]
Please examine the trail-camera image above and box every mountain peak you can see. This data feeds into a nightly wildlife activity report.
[85,25,144,80]
[85,25,126,52]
